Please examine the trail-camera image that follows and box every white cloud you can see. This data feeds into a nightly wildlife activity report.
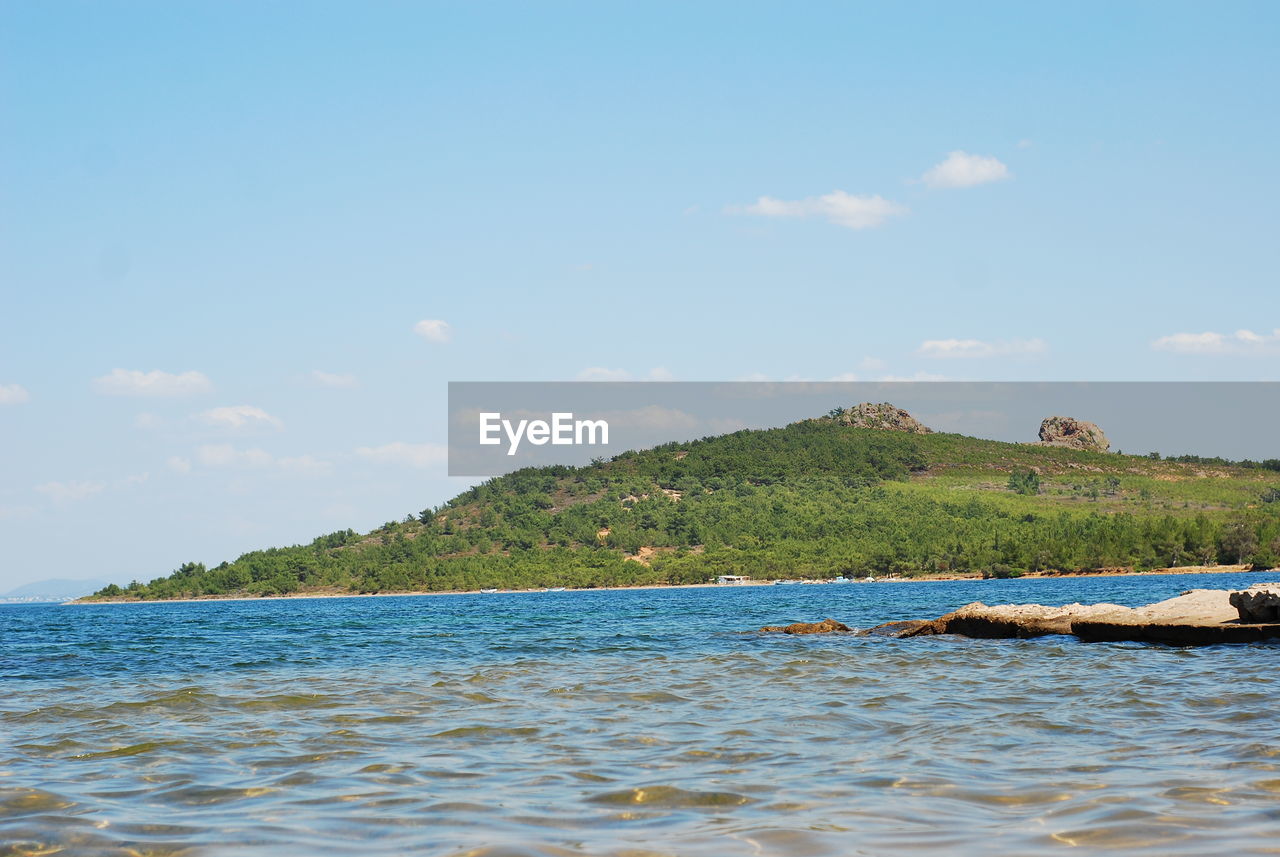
[35,480,105,503]
[919,151,1011,189]
[878,371,951,382]
[859,357,887,372]
[118,473,150,488]
[278,455,332,476]
[414,319,452,343]
[133,412,165,430]
[1151,329,1280,355]
[577,367,633,382]
[576,367,674,382]
[917,338,1047,359]
[827,372,860,382]
[167,456,192,474]
[356,441,448,469]
[93,369,212,397]
[0,383,30,405]
[196,444,274,468]
[729,191,907,230]
[198,405,284,431]
[311,370,358,389]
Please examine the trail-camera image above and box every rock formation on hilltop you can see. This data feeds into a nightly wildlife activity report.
[1037,415,1109,452]
[826,402,932,434]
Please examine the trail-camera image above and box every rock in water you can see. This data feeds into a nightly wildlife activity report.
[828,403,932,434]
[1230,583,1280,623]
[760,618,852,634]
[867,585,1280,646]
[1037,416,1110,451]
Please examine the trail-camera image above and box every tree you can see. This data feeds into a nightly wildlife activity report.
[1007,469,1041,496]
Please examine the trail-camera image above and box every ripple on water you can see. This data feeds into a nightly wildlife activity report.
[587,786,753,809]
[3,575,1280,856]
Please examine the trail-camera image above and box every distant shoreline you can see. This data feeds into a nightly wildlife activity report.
[65,564,1266,606]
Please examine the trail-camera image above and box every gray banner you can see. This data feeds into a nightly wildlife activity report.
[447,382,1280,476]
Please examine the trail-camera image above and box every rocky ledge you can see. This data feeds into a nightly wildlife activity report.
[759,618,852,635]
[762,583,1280,646]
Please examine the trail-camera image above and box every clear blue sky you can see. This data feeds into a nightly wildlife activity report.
[1,1,1277,589]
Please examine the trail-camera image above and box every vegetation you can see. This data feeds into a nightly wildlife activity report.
[87,418,1280,600]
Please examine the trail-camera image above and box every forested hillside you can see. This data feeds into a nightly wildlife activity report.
[88,417,1280,599]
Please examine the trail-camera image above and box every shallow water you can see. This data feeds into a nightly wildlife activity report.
[3,572,1279,856]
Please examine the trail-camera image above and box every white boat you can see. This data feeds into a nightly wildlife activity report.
[480,588,499,594]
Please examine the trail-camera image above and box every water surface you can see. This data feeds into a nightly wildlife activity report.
[3,573,1279,856]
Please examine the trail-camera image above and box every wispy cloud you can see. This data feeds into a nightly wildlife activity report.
[311,370,358,389]
[917,338,1047,359]
[35,480,105,503]
[197,444,274,468]
[918,151,1011,189]
[728,191,907,230]
[356,441,448,468]
[0,383,30,405]
[278,455,332,476]
[185,445,331,474]
[414,319,452,344]
[1151,328,1280,355]
[878,371,951,381]
[576,367,674,382]
[93,369,212,397]
[198,405,284,432]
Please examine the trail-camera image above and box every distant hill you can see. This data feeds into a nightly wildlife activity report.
[84,410,1280,600]
[6,578,112,601]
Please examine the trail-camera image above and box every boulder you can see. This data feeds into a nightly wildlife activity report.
[1229,583,1280,623]
[890,601,1130,639]
[865,585,1280,646]
[1037,416,1110,451]
[760,618,852,634]
[827,403,931,434]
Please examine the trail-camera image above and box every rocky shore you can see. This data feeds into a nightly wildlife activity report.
[762,582,1280,646]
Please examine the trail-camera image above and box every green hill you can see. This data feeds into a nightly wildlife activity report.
[88,415,1280,600]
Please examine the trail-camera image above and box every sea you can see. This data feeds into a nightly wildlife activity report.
[3,571,1278,856]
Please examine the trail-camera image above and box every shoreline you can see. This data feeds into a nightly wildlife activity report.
[65,565,1265,606]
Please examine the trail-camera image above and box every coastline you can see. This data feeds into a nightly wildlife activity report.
[66,564,1262,606]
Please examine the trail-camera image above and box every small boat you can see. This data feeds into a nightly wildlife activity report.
[545,587,567,592]
[480,588,499,594]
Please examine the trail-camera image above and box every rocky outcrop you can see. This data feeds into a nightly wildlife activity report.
[892,601,1131,639]
[760,618,851,634]
[1229,583,1280,623]
[867,585,1280,646]
[1037,416,1110,452]
[827,403,931,434]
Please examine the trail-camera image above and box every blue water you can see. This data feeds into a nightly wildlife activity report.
[3,573,1279,856]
